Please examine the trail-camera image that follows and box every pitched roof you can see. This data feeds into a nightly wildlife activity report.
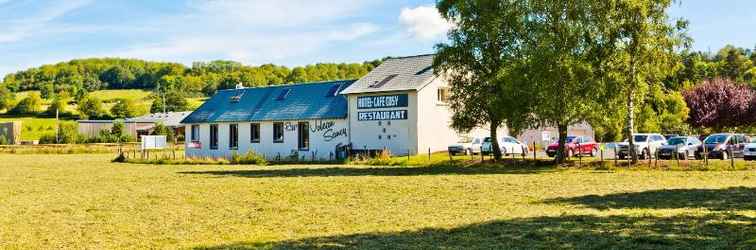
[126,112,191,127]
[340,54,436,94]
[181,80,354,124]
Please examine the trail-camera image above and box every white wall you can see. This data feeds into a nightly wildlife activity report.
[347,91,416,155]
[185,119,349,160]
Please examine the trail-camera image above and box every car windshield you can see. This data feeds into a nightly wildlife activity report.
[704,135,728,144]
[483,137,492,143]
[564,136,577,143]
[667,137,686,145]
[633,135,648,142]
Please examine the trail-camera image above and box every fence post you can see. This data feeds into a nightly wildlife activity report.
[730,147,735,169]
[448,150,452,161]
[675,144,680,169]
[428,148,431,161]
[533,142,537,160]
[480,146,484,162]
[703,144,708,166]
[613,146,618,167]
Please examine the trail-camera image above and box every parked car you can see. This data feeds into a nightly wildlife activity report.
[545,136,599,158]
[657,136,701,160]
[481,136,529,156]
[744,137,756,161]
[617,133,667,159]
[447,136,483,155]
[696,133,750,160]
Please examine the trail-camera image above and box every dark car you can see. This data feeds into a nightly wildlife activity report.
[545,136,598,158]
[695,133,750,160]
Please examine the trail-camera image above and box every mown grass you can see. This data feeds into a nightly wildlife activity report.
[87,89,152,103]
[0,153,753,249]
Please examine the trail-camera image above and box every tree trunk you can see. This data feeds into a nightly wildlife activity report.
[490,120,503,161]
[627,88,638,164]
[555,123,568,164]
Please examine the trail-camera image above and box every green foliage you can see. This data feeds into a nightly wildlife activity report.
[9,92,43,115]
[86,120,133,143]
[0,134,8,145]
[110,98,146,118]
[151,122,175,142]
[38,122,79,144]
[0,86,15,111]
[230,151,268,165]
[46,96,68,116]
[77,95,107,119]
[150,90,190,113]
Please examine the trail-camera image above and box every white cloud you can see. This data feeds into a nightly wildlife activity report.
[399,5,453,40]
[0,0,93,43]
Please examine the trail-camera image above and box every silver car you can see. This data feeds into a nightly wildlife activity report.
[657,136,702,160]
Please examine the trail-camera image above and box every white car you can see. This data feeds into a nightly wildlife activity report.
[617,133,667,159]
[744,137,756,161]
[481,136,529,156]
[447,136,483,155]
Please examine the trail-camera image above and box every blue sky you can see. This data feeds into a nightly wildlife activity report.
[1,0,754,77]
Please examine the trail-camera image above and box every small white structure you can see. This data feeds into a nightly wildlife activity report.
[140,135,167,150]
[181,54,504,159]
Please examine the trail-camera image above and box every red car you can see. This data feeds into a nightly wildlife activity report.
[546,136,599,157]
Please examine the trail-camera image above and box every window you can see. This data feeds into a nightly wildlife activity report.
[273,122,284,143]
[437,87,450,103]
[250,123,260,143]
[190,125,199,141]
[209,124,219,150]
[229,124,238,149]
[298,122,309,150]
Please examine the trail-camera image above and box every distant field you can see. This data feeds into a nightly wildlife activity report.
[88,89,152,103]
[0,154,753,249]
[0,117,70,141]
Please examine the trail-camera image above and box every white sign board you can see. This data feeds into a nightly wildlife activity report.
[141,135,167,150]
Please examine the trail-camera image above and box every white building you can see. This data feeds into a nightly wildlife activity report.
[181,54,501,160]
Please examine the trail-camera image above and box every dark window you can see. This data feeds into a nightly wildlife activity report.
[437,87,450,103]
[273,122,284,143]
[209,124,219,150]
[250,123,260,143]
[229,124,238,149]
[190,125,199,141]
[368,74,398,88]
[298,122,309,151]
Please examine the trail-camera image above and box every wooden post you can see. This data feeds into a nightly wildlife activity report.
[730,148,735,169]
[675,145,680,169]
[533,142,537,160]
[428,148,431,161]
[480,146,484,162]
[448,150,452,161]
[614,146,618,167]
[703,144,708,166]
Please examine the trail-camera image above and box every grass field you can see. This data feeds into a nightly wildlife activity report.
[0,153,753,249]
[0,117,75,141]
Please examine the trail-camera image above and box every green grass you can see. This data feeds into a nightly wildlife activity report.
[88,89,152,103]
[0,153,753,249]
[0,116,75,141]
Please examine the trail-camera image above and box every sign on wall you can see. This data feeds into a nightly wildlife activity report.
[358,110,408,121]
[357,94,408,109]
[310,120,348,142]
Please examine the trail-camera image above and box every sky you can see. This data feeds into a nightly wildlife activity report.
[0,0,754,77]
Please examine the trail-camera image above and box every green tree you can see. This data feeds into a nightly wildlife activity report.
[150,91,190,113]
[152,122,175,142]
[434,0,530,160]
[110,98,146,118]
[77,95,107,119]
[0,86,15,111]
[10,92,43,115]
[603,0,687,163]
[46,96,68,116]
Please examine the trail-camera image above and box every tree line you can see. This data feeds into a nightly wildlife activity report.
[0,58,383,116]
[434,0,756,163]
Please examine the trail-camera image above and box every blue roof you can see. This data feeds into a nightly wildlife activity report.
[181,80,355,124]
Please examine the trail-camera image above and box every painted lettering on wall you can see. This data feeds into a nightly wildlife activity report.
[357,110,408,121]
[311,120,348,142]
[357,94,408,109]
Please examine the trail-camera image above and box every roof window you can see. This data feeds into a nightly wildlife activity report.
[276,88,292,100]
[368,74,398,88]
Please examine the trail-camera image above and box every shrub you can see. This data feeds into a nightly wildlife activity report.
[110,98,146,118]
[77,95,107,119]
[230,151,268,165]
[152,122,175,142]
[38,122,80,144]
[9,92,43,115]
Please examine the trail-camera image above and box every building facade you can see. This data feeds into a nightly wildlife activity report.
[181,54,498,159]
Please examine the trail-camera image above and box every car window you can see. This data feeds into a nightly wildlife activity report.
[668,137,686,145]
[704,134,728,144]
[652,135,664,141]
[633,135,648,142]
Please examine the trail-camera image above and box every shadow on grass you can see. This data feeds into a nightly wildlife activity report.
[194,213,755,249]
[177,163,559,178]
[544,187,756,211]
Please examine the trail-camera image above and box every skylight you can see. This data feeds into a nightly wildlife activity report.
[326,84,341,97]
[368,74,398,88]
[276,88,292,100]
